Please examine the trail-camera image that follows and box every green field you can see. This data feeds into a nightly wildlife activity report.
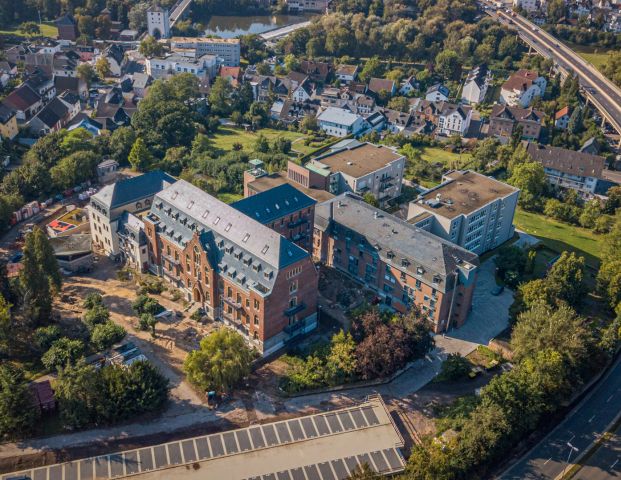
[216,192,243,203]
[209,127,306,154]
[0,22,58,38]
[419,147,473,168]
[566,42,618,73]
[514,208,601,268]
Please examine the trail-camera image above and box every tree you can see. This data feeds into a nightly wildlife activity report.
[0,294,11,355]
[546,252,587,308]
[359,56,383,82]
[387,96,410,112]
[132,295,162,316]
[55,361,99,428]
[511,303,594,370]
[438,353,472,381]
[184,329,254,392]
[547,0,566,23]
[579,199,601,228]
[508,161,547,211]
[19,21,40,36]
[83,292,104,310]
[33,325,62,352]
[19,227,61,326]
[41,337,85,371]
[95,57,111,79]
[284,53,300,72]
[139,313,158,337]
[50,151,99,190]
[128,2,150,31]
[208,77,233,116]
[435,49,461,80]
[567,106,583,134]
[139,35,165,58]
[597,214,621,308]
[326,330,357,383]
[254,134,270,153]
[90,322,126,350]
[109,127,136,165]
[76,63,96,86]
[0,364,39,437]
[362,192,379,207]
[472,138,500,171]
[494,245,527,288]
[83,304,110,329]
[128,138,154,171]
[299,115,318,132]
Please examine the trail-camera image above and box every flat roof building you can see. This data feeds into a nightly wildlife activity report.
[408,170,519,255]
[170,37,241,67]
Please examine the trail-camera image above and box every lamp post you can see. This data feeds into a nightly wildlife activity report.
[561,442,579,478]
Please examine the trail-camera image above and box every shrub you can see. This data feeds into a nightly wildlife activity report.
[90,322,126,350]
[41,337,85,370]
[83,304,110,329]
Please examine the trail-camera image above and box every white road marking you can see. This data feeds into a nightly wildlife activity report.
[569,435,575,442]
[611,459,619,470]
[607,394,614,403]
[543,457,552,465]
[588,415,596,423]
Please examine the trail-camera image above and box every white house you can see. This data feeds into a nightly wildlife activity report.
[425,83,450,102]
[500,69,547,107]
[399,76,418,96]
[317,107,366,137]
[335,64,358,84]
[513,0,539,12]
[554,106,571,130]
[437,102,472,136]
[291,79,313,102]
[146,54,217,80]
[461,65,492,105]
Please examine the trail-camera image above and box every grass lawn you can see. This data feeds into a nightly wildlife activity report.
[0,22,58,38]
[566,42,618,73]
[217,192,243,203]
[209,127,305,154]
[514,208,601,268]
[419,147,472,168]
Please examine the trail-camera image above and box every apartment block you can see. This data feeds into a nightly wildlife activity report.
[145,54,217,80]
[314,193,479,333]
[231,183,316,251]
[170,37,241,67]
[143,180,319,355]
[407,170,520,255]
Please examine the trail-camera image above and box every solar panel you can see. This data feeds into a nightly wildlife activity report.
[262,424,279,446]
[124,451,140,475]
[167,442,183,465]
[195,437,211,459]
[313,415,331,435]
[138,448,154,471]
[361,407,380,426]
[34,468,48,480]
[109,454,124,477]
[317,461,336,480]
[236,429,252,451]
[349,409,368,429]
[153,445,169,468]
[209,434,225,457]
[277,471,292,480]
[357,454,374,472]
[249,426,266,448]
[94,455,110,479]
[262,474,276,480]
[325,413,343,433]
[223,431,239,454]
[49,464,62,480]
[290,467,306,480]
[300,417,318,438]
[337,411,355,431]
[288,419,305,441]
[304,464,321,480]
[370,451,388,472]
[64,462,78,480]
[275,422,292,443]
[343,456,360,473]
[182,440,197,462]
[331,459,349,480]
[383,448,405,470]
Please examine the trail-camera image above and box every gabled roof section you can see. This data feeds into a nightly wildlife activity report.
[3,84,41,111]
[151,180,309,270]
[32,97,68,128]
[91,170,176,211]
[231,184,316,225]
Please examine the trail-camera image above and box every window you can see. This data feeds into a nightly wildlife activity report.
[227,287,232,298]
[254,299,260,310]
[289,280,298,293]
[289,297,297,308]
[246,298,250,308]
[254,315,259,325]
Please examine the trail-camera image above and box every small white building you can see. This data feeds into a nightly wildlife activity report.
[425,83,450,102]
[146,54,217,80]
[399,76,418,96]
[554,106,571,130]
[317,107,366,137]
[335,64,358,84]
[513,0,540,12]
[500,69,547,107]
[147,5,170,39]
[437,102,473,136]
[461,65,492,105]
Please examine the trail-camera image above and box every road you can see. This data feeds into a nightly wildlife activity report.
[499,355,621,479]
[260,21,311,41]
[483,2,621,133]
[571,422,621,480]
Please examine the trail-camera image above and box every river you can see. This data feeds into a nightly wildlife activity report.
[202,14,312,38]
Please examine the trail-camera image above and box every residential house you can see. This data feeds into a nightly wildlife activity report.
[132,73,153,98]
[317,107,366,137]
[408,170,520,255]
[144,179,319,355]
[0,61,18,87]
[313,193,479,333]
[305,141,406,206]
[554,106,571,130]
[513,0,540,12]
[232,183,316,251]
[399,76,419,96]
[28,97,71,135]
[103,44,126,77]
[525,142,605,196]
[0,104,18,140]
[219,66,241,87]
[489,104,543,140]
[368,78,396,97]
[3,84,43,121]
[89,170,176,258]
[55,14,78,42]
[24,72,56,102]
[55,76,88,100]
[299,60,331,83]
[436,102,472,136]
[291,78,314,102]
[499,69,546,107]
[382,109,411,133]
[146,54,218,80]
[335,64,358,84]
[425,83,450,102]
[271,99,319,125]
[461,64,491,105]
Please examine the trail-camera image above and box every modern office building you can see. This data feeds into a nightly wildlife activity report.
[170,37,241,67]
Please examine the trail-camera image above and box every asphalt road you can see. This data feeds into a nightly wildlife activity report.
[483,2,621,132]
[571,422,621,480]
[499,355,621,479]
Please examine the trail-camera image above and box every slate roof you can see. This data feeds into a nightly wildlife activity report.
[490,104,543,122]
[526,142,605,179]
[146,180,309,291]
[426,83,449,97]
[464,64,489,89]
[91,171,176,213]
[315,193,478,290]
[55,76,81,94]
[231,184,316,225]
[317,107,362,126]
[32,97,68,128]
[0,103,16,124]
[3,84,41,111]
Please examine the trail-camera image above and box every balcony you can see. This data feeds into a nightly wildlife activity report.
[284,302,306,317]
[287,217,308,229]
[284,317,309,336]
[223,297,242,309]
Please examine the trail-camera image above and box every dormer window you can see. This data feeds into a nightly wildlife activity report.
[401,259,410,267]
[417,266,425,275]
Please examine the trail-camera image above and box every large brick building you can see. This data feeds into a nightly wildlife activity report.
[143,180,319,355]
[314,194,479,333]
[231,183,316,251]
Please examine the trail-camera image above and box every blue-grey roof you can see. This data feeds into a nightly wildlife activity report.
[231,184,316,225]
[147,180,309,293]
[91,171,176,212]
